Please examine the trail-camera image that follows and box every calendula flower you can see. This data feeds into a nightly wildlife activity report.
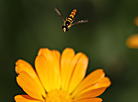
[14,48,111,102]
[126,34,138,48]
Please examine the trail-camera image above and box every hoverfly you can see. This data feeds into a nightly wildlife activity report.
[54,7,88,32]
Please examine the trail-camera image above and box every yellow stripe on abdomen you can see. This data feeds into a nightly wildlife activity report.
[69,9,77,19]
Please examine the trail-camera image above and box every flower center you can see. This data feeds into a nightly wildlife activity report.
[45,90,72,102]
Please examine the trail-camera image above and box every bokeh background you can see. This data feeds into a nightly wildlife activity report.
[1,0,138,101]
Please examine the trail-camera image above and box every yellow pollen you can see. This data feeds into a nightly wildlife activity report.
[45,90,72,102]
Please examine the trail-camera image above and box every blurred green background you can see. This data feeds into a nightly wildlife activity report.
[1,0,138,101]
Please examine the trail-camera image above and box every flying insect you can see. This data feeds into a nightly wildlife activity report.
[54,7,88,32]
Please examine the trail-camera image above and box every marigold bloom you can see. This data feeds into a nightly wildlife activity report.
[126,34,138,48]
[14,48,111,102]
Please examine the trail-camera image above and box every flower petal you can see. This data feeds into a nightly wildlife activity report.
[68,53,88,93]
[14,95,41,102]
[73,98,102,102]
[51,50,61,90]
[61,48,75,91]
[16,71,45,101]
[83,77,111,91]
[72,69,105,97]
[74,77,111,97]
[15,59,36,77]
[35,48,61,92]
[74,87,106,101]
[63,52,85,91]
[15,60,46,100]
[35,54,52,92]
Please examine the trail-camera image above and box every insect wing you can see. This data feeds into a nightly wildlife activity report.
[72,19,88,26]
[54,7,65,22]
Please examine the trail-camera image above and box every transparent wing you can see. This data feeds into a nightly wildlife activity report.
[72,19,88,26]
[54,7,65,22]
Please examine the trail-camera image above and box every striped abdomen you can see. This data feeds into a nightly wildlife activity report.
[67,9,77,21]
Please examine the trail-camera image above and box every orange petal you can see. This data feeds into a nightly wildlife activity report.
[79,77,111,96]
[126,34,138,48]
[38,48,47,55]
[60,48,75,91]
[35,54,52,92]
[62,52,85,91]
[35,48,61,92]
[73,98,102,102]
[16,71,45,101]
[14,95,41,102]
[74,87,106,101]
[86,77,111,90]
[51,50,61,90]
[39,49,61,90]
[15,60,45,100]
[15,59,36,77]
[72,69,105,97]
[68,53,88,93]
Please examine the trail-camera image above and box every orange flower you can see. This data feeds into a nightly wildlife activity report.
[14,48,111,102]
[126,34,138,48]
